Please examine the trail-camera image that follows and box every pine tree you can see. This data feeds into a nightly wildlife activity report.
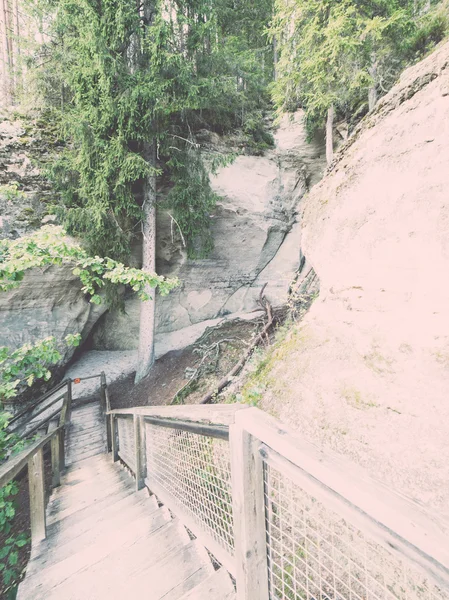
[30,0,273,381]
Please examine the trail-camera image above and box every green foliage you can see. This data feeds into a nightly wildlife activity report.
[0,338,60,402]
[0,225,178,300]
[407,1,449,58]
[0,482,29,591]
[31,0,274,261]
[269,0,447,132]
[166,148,218,258]
[0,331,78,594]
[0,184,26,203]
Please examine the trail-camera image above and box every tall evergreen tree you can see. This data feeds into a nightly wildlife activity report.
[32,0,273,381]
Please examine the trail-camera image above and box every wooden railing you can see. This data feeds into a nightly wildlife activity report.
[7,379,73,440]
[108,404,449,600]
[0,385,74,544]
[0,371,109,546]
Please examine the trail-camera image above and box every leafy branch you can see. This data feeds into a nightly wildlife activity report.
[0,225,179,302]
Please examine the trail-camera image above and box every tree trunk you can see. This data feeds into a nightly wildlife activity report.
[12,0,20,98]
[273,36,278,81]
[326,104,334,165]
[135,140,157,383]
[368,55,378,111]
[0,0,12,104]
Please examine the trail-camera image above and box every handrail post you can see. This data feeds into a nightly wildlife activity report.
[99,372,106,412]
[111,415,119,462]
[59,389,70,470]
[51,433,61,488]
[230,419,269,600]
[66,379,73,423]
[28,448,46,543]
[106,410,112,453]
[134,414,146,491]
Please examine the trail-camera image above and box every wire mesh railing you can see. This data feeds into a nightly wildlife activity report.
[145,423,234,556]
[109,405,449,600]
[116,416,135,472]
[263,457,448,600]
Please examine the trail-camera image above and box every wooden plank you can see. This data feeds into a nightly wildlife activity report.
[177,568,236,600]
[161,565,213,600]
[144,475,236,576]
[26,496,161,576]
[28,448,46,544]
[144,416,229,440]
[134,415,145,491]
[108,404,250,426]
[235,408,449,588]
[58,428,65,470]
[44,488,151,544]
[20,509,172,598]
[51,434,60,488]
[111,415,119,462]
[0,428,61,488]
[229,423,269,600]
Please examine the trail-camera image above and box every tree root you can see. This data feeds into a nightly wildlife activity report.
[199,283,274,405]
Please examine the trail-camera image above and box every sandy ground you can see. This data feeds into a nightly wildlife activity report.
[65,351,137,400]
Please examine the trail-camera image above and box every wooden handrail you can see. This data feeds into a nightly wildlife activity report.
[7,378,71,428]
[0,425,64,543]
[109,402,449,599]
[108,404,249,427]
[0,427,62,488]
[8,392,66,435]
[0,383,75,546]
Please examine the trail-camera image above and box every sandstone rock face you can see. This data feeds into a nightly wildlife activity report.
[92,112,326,351]
[258,42,449,515]
[0,266,107,366]
[0,114,106,366]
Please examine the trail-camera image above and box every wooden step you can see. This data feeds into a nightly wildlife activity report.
[31,538,214,600]
[25,501,169,579]
[46,477,136,526]
[52,465,126,498]
[176,568,236,600]
[18,451,235,600]
[45,487,151,543]
[128,539,215,600]
[66,444,106,465]
[47,473,136,513]
[19,506,173,598]
[30,493,158,566]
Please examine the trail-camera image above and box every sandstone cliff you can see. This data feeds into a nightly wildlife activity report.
[0,110,326,364]
[91,113,326,355]
[246,41,449,518]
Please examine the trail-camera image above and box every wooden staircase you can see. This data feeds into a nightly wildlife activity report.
[17,402,236,600]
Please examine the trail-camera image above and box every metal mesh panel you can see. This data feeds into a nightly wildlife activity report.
[117,416,135,471]
[145,422,234,556]
[264,460,448,600]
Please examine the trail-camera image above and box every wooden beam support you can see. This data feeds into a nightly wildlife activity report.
[51,433,61,488]
[230,423,269,600]
[28,448,46,544]
[134,415,146,491]
[111,415,119,462]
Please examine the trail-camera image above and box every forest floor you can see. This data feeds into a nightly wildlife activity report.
[107,318,271,409]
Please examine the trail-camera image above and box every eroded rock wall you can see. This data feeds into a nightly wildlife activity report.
[0,109,326,362]
[256,41,449,515]
[93,112,326,352]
